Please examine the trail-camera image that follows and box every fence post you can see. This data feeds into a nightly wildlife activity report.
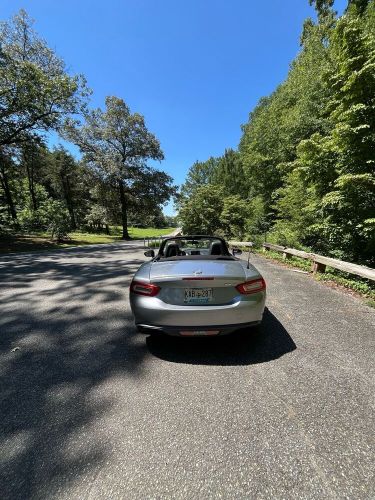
[312,260,326,274]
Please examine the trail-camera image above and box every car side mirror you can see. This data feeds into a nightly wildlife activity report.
[144,249,155,258]
[232,248,242,256]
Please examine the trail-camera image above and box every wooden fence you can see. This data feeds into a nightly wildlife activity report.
[262,242,375,281]
[143,228,182,248]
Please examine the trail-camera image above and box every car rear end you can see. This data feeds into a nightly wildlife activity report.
[130,259,266,336]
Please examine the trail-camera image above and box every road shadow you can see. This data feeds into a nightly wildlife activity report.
[0,244,148,499]
[146,308,296,366]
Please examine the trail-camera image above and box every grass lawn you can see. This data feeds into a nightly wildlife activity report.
[111,226,177,238]
[0,226,177,254]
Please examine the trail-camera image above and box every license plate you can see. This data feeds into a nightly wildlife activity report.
[184,288,213,303]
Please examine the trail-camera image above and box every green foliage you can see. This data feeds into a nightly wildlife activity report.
[0,10,90,148]
[179,150,255,239]
[309,0,334,18]
[221,195,250,239]
[179,184,225,235]
[289,4,375,263]
[17,180,50,230]
[211,150,248,198]
[0,205,16,234]
[179,185,256,240]
[315,271,375,299]
[17,182,71,240]
[179,158,218,200]
[46,200,71,241]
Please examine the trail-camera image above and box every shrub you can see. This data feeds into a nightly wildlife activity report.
[46,201,71,241]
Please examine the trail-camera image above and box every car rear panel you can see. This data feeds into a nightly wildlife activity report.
[130,259,266,331]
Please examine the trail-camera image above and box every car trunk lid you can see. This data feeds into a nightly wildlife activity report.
[150,259,247,306]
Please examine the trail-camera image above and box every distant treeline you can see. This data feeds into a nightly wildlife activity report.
[178,0,375,265]
[0,11,176,241]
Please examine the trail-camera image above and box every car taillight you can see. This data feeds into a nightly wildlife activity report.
[236,278,266,295]
[130,280,160,297]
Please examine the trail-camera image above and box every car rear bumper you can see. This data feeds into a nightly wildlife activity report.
[130,292,266,333]
[136,321,261,336]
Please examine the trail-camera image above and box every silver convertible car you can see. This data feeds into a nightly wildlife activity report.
[130,235,266,336]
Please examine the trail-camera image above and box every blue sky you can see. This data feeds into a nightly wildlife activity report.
[2,0,347,215]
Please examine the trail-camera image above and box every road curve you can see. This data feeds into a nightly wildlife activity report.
[0,243,374,499]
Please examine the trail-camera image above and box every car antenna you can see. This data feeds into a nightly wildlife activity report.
[247,242,253,269]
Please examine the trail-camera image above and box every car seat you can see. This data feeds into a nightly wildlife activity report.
[165,244,180,257]
[210,241,223,255]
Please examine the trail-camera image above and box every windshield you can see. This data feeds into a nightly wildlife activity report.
[157,236,232,260]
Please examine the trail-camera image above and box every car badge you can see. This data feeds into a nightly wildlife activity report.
[194,270,203,275]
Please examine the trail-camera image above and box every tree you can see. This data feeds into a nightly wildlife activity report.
[179,184,224,234]
[46,147,83,229]
[221,195,250,239]
[179,157,219,200]
[318,8,375,261]
[347,0,371,15]
[0,148,18,220]
[19,140,48,211]
[46,200,71,241]
[211,149,248,198]
[65,96,174,239]
[309,0,335,19]
[0,9,89,222]
[0,10,89,149]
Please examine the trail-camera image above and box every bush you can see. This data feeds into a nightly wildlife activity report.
[0,206,17,235]
[18,206,48,231]
[17,197,71,240]
[46,201,71,241]
[267,223,303,248]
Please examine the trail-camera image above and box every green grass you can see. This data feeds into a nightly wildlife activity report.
[256,248,375,303]
[314,271,375,300]
[70,226,176,240]
[115,226,177,238]
[0,226,177,254]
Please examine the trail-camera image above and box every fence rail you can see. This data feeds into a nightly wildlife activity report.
[143,229,183,248]
[262,242,375,281]
[229,241,254,248]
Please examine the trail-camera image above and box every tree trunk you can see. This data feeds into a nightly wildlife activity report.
[0,162,17,220]
[25,161,37,211]
[118,179,130,239]
[64,176,77,229]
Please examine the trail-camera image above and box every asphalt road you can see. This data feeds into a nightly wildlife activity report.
[0,243,374,499]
